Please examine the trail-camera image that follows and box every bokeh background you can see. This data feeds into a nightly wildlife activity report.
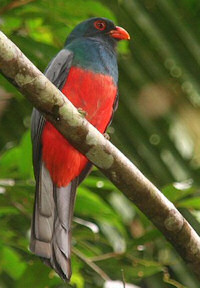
[1,0,200,287]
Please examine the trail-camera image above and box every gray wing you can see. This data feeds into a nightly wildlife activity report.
[31,48,74,177]
[30,48,78,280]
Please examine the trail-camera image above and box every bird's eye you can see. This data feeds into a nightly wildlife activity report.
[94,20,106,31]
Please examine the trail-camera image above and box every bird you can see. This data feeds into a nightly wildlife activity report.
[30,17,130,281]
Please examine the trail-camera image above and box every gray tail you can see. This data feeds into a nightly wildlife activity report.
[30,162,77,280]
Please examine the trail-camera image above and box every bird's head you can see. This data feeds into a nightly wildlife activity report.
[65,17,130,48]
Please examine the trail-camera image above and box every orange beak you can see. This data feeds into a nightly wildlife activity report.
[109,26,130,40]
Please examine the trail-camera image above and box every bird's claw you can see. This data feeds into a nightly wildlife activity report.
[78,108,87,117]
[103,132,110,140]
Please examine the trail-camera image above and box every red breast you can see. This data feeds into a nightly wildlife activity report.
[42,67,117,187]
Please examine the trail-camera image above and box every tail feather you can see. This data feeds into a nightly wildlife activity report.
[30,162,78,280]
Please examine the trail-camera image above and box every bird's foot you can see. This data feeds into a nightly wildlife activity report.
[78,108,87,118]
[103,132,110,140]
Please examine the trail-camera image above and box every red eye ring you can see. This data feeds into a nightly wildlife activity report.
[94,20,106,31]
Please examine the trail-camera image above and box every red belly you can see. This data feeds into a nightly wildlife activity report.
[42,67,117,187]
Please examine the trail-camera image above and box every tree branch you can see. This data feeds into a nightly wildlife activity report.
[0,31,200,280]
[0,0,36,15]
[72,247,110,281]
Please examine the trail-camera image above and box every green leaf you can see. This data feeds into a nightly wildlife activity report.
[16,260,62,288]
[108,191,135,224]
[130,229,162,246]
[1,246,26,280]
[0,130,33,179]
[0,146,21,178]
[162,181,195,203]
[0,206,19,216]
[76,187,125,232]
[18,130,33,179]
[83,176,116,190]
[99,222,126,253]
[177,197,200,209]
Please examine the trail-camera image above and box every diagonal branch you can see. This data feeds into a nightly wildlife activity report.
[72,247,110,281]
[0,31,200,280]
[0,0,36,15]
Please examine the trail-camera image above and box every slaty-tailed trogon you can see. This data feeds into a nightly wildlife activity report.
[30,17,130,280]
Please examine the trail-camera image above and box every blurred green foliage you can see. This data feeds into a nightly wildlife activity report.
[1,0,200,287]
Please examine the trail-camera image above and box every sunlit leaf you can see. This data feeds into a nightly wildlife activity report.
[76,186,126,235]
[177,197,200,209]
[104,280,140,288]
[162,181,195,203]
